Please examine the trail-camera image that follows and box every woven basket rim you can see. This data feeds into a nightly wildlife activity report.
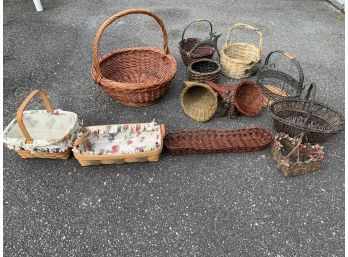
[91,47,177,90]
[269,99,344,133]
[188,58,221,75]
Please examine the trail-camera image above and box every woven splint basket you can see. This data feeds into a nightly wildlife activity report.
[73,121,165,166]
[91,9,177,107]
[3,89,80,159]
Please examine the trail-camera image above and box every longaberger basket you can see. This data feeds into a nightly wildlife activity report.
[3,89,80,159]
[91,9,177,107]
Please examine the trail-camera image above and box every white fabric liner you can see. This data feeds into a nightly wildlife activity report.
[3,109,79,152]
[73,121,162,155]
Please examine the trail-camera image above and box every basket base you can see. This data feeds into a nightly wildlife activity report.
[117,98,159,107]
[16,149,71,159]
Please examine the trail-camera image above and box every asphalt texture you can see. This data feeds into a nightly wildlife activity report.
[3,0,345,256]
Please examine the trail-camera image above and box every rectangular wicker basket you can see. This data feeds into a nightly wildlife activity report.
[73,121,165,166]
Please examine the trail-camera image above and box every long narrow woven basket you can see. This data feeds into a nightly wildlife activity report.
[220,23,263,79]
[73,122,165,166]
[91,9,177,107]
[3,89,79,159]
[164,127,273,154]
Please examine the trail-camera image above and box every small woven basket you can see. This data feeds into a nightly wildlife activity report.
[187,58,221,82]
[272,133,325,177]
[181,81,218,122]
[269,83,344,143]
[220,23,263,79]
[91,9,177,107]
[164,127,273,154]
[208,81,263,117]
[178,19,215,65]
[3,90,80,159]
[257,50,304,107]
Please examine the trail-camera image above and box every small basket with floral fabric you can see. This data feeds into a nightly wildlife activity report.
[272,132,325,177]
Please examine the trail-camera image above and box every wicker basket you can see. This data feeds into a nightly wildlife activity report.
[73,122,165,166]
[269,83,344,143]
[3,90,80,159]
[187,58,221,82]
[272,132,324,177]
[220,23,263,79]
[181,81,218,122]
[91,9,177,107]
[207,81,263,117]
[178,19,215,65]
[257,50,304,107]
[164,127,273,154]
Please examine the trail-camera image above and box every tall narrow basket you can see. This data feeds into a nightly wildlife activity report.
[220,23,263,79]
[178,19,216,65]
[91,9,177,107]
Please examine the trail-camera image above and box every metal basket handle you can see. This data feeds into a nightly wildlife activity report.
[92,9,170,79]
[181,19,213,41]
[302,83,317,135]
[225,23,263,57]
[263,50,304,91]
[16,89,53,144]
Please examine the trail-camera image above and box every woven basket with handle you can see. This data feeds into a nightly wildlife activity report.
[91,9,177,107]
[220,23,263,79]
[3,90,79,159]
[178,19,215,65]
[180,81,218,122]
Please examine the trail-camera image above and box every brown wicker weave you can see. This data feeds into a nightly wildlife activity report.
[220,23,263,79]
[164,127,273,154]
[181,81,218,122]
[91,9,177,107]
[272,133,324,177]
[179,19,215,65]
[207,81,263,117]
[269,83,344,143]
[187,58,221,82]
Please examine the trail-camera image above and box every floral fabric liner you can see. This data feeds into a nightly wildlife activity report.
[73,121,162,155]
[3,109,80,153]
[273,132,325,167]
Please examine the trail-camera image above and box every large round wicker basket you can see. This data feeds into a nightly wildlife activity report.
[91,9,177,107]
[220,23,263,79]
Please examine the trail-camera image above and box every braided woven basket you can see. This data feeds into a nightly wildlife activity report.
[187,58,221,82]
[91,9,177,107]
[181,81,217,122]
[178,19,215,65]
[164,127,273,154]
[220,23,263,79]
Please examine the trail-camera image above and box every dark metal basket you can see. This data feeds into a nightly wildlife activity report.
[178,19,216,65]
[257,50,304,106]
[269,83,344,143]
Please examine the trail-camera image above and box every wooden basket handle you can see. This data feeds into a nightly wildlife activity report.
[92,9,170,77]
[263,50,304,91]
[16,89,53,144]
[181,19,213,41]
[73,130,91,148]
[225,23,263,56]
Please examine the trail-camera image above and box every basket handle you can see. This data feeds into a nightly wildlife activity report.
[92,9,170,77]
[225,23,263,55]
[181,19,213,41]
[301,83,317,133]
[263,50,304,91]
[73,129,91,148]
[16,89,53,144]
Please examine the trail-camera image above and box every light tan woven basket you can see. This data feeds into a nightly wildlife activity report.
[220,23,263,79]
[73,123,165,166]
[180,81,218,122]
